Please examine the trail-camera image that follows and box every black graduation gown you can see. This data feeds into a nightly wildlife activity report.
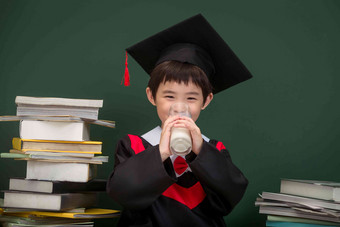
[107,131,248,227]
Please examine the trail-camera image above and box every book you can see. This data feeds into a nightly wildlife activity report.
[3,208,120,219]
[0,115,115,128]
[266,220,339,227]
[15,96,103,108]
[0,214,94,226]
[12,138,102,154]
[267,215,340,226]
[256,198,340,219]
[3,191,97,211]
[255,197,291,208]
[20,120,90,141]
[9,178,107,193]
[26,161,97,182]
[10,149,96,158]
[259,206,340,223]
[281,179,340,202]
[17,106,100,121]
[260,192,340,211]
[1,152,108,164]
[2,223,94,227]
[3,207,86,213]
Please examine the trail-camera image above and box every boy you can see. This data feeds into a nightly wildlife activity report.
[107,14,251,227]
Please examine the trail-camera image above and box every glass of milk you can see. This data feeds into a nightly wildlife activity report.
[169,103,192,156]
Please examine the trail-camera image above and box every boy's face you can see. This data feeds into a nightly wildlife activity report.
[146,79,213,127]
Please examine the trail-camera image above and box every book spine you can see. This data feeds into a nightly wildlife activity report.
[12,138,23,151]
[334,188,340,202]
[52,180,106,193]
[60,193,97,211]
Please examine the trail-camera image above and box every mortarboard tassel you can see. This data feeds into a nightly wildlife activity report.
[121,51,130,86]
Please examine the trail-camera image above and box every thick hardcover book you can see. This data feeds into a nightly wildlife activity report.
[9,178,107,193]
[12,138,102,154]
[3,191,97,211]
[26,161,97,182]
[281,179,340,202]
[19,120,90,141]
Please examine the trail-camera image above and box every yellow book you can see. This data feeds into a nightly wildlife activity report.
[2,212,31,218]
[12,137,102,154]
[4,208,120,219]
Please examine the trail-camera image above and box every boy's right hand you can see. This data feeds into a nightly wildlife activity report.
[159,115,180,162]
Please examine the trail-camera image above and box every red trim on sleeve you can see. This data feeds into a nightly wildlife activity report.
[216,141,226,151]
[128,134,145,154]
[162,182,206,209]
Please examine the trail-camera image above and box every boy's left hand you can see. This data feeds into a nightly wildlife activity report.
[173,116,203,155]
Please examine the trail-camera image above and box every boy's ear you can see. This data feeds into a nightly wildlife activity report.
[201,93,213,110]
[146,87,156,106]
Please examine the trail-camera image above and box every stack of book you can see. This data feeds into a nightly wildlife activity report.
[0,96,119,227]
[256,178,340,227]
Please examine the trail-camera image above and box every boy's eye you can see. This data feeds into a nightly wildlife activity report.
[187,97,197,100]
[165,96,174,99]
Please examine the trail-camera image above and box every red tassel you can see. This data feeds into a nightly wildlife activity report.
[121,51,130,86]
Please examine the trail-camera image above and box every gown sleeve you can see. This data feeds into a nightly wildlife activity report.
[185,140,248,216]
[106,135,176,210]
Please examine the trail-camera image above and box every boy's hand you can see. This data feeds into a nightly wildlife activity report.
[159,115,180,161]
[173,116,203,155]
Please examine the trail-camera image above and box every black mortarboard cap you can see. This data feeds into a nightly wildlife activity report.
[126,14,252,94]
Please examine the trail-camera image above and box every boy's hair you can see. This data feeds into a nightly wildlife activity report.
[148,61,212,104]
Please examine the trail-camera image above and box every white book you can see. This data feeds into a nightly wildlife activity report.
[26,161,97,182]
[15,96,103,108]
[20,120,90,141]
[4,191,97,211]
[281,179,340,202]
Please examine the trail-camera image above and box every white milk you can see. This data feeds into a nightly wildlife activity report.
[170,127,192,156]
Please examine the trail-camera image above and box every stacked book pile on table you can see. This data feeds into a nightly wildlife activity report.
[256,178,340,227]
[0,96,119,227]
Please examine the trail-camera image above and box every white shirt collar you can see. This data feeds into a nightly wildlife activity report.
[141,126,162,146]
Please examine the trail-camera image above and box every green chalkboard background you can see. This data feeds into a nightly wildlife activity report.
[0,0,339,226]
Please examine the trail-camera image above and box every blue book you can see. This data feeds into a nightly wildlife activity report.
[266,221,340,227]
